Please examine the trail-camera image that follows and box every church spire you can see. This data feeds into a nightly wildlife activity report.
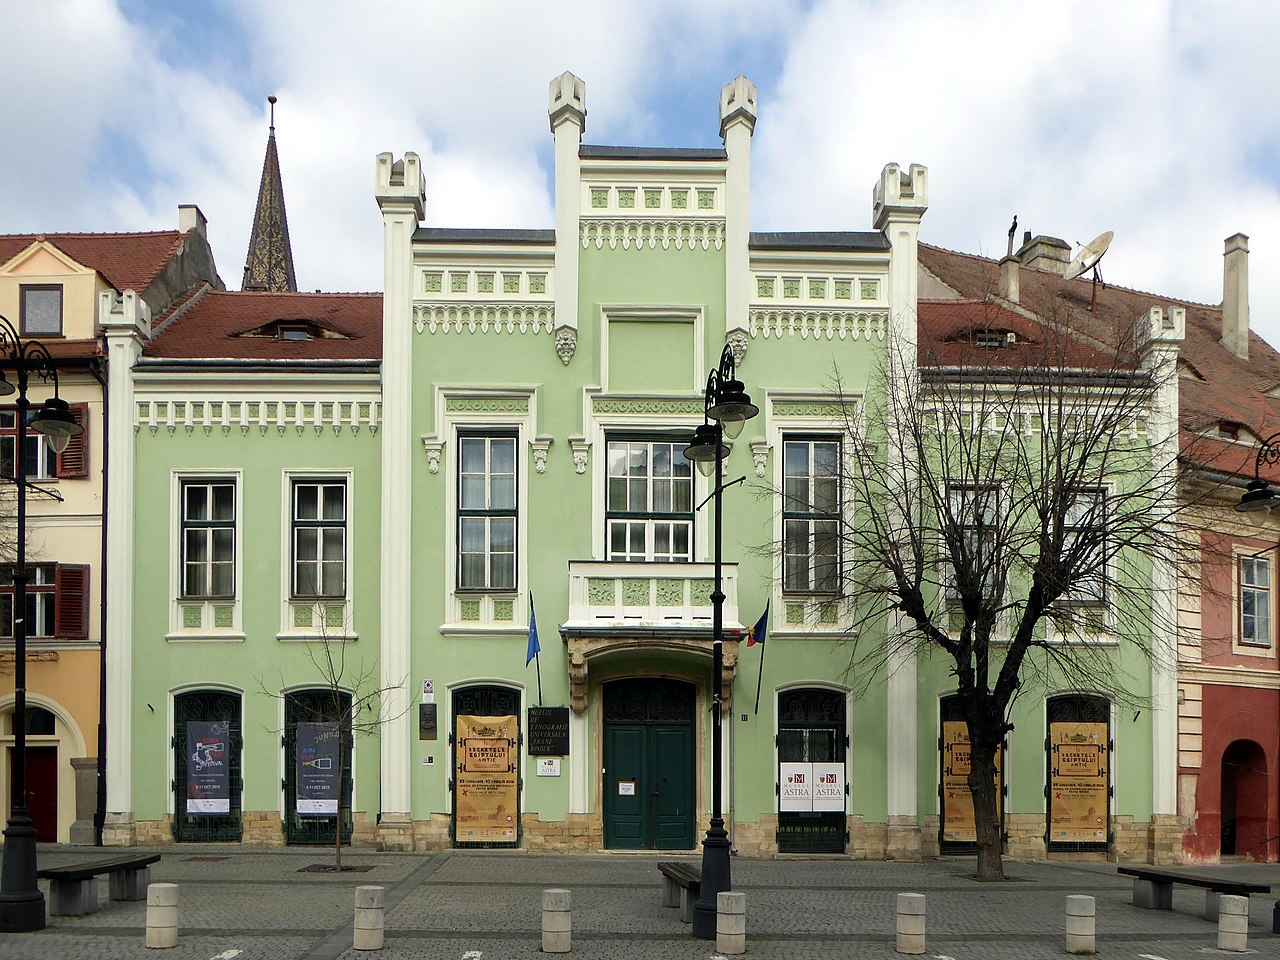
[242,95,298,292]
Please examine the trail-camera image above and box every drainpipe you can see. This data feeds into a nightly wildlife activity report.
[90,349,108,846]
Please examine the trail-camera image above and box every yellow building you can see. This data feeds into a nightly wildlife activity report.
[0,209,220,843]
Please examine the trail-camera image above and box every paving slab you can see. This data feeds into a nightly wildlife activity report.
[3,844,1280,960]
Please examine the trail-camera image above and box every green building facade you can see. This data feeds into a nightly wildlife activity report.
[99,73,1178,862]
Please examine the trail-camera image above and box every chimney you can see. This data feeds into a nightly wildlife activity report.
[1222,232,1250,360]
[998,255,1020,303]
[178,204,207,237]
[1015,235,1072,276]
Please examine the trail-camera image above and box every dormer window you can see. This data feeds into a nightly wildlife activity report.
[975,329,1012,349]
[20,285,62,336]
[279,325,312,342]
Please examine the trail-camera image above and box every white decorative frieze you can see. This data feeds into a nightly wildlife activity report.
[412,303,555,335]
[754,274,884,305]
[581,219,725,251]
[749,308,888,342]
[136,398,380,435]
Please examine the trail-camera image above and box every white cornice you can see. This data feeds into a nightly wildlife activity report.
[1179,664,1280,689]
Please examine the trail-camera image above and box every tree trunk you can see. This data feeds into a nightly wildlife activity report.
[334,724,345,872]
[968,732,1004,881]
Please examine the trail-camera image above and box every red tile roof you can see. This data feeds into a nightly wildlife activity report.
[919,243,1280,481]
[146,287,382,361]
[0,231,186,296]
[917,298,1123,370]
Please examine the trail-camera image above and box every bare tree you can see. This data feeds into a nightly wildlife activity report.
[806,304,1205,880]
[260,607,407,871]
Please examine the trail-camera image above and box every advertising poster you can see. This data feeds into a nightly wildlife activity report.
[296,721,340,815]
[1049,721,1108,843]
[186,720,230,815]
[811,763,846,813]
[455,714,518,843]
[779,762,814,812]
[941,720,1002,843]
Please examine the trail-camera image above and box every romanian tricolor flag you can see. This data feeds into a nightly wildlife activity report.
[747,602,769,647]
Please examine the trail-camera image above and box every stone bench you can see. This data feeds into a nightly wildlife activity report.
[1117,865,1270,922]
[38,853,161,916]
[657,861,701,924]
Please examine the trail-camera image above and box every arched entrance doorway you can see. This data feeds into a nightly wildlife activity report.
[1221,739,1268,859]
[602,678,695,850]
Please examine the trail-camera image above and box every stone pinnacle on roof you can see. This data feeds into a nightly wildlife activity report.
[241,94,298,293]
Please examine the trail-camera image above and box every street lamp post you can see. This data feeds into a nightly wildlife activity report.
[0,314,84,934]
[684,343,757,941]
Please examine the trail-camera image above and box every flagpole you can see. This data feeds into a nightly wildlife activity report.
[536,652,543,707]
[753,640,767,716]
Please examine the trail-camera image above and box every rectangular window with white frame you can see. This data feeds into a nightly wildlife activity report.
[946,483,1000,602]
[457,434,517,591]
[292,479,347,599]
[1062,487,1108,604]
[181,479,236,599]
[1240,554,1272,648]
[606,437,693,562]
[782,436,840,593]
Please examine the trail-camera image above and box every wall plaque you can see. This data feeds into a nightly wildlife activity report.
[527,706,570,756]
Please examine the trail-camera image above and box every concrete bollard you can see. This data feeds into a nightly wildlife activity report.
[716,891,746,955]
[1065,895,1096,955]
[896,892,926,955]
[1218,894,1249,952]
[542,888,571,954]
[145,882,178,949]
[353,885,385,951]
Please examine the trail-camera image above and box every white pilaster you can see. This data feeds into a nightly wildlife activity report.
[375,153,424,833]
[873,163,929,847]
[720,76,757,351]
[1141,305,1184,820]
[100,289,150,844]
[549,72,585,365]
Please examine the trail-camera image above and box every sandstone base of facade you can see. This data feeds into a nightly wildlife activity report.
[886,816,923,861]
[101,812,137,847]
[523,813,603,851]
[377,814,414,851]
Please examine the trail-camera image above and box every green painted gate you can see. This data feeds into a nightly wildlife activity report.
[603,678,694,850]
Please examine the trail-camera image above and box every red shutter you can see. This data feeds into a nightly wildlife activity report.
[55,563,90,639]
[55,402,88,479]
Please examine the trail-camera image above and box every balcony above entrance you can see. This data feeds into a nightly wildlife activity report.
[560,561,743,713]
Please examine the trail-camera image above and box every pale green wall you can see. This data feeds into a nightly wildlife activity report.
[131,424,382,824]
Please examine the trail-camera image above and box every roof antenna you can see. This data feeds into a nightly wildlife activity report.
[268,94,277,133]
[1006,216,1018,258]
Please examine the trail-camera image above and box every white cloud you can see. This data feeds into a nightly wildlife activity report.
[755,0,1280,340]
[4,0,1280,350]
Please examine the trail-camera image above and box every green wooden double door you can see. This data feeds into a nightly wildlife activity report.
[603,678,695,850]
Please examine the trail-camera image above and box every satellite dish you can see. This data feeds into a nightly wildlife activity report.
[1063,231,1114,281]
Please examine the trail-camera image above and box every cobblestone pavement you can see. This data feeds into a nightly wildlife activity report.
[6,844,1280,959]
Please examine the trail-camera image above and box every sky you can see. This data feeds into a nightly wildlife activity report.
[3,1,1280,344]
